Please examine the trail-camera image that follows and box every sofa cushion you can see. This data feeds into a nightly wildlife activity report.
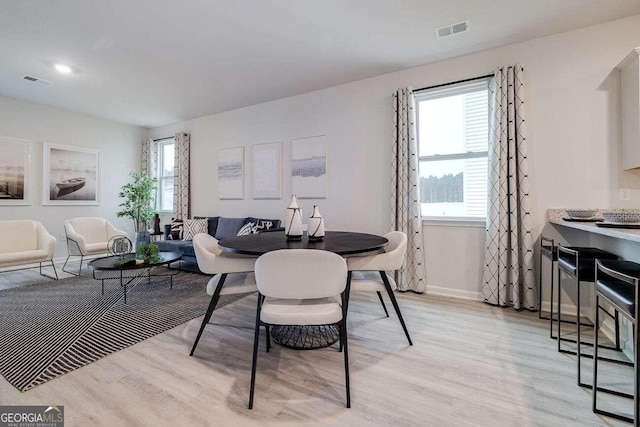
[245,217,281,233]
[156,239,195,257]
[182,218,208,241]
[194,216,220,237]
[215,217,247,240]
[0,221,38,253]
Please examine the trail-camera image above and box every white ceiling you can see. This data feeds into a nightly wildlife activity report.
[1,0,639,128]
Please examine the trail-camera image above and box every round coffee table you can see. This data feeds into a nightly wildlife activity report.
[88,251,182,303]
[219,231,387,349]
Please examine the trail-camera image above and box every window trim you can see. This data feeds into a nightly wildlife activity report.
[156,138,175,213]
[415,76,491,222]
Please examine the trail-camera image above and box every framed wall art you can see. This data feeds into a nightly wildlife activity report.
[252,141,281,199]
[0,136,31,206]
[291,135,327,198]
[43,143,100,205]
[218,146,244,199]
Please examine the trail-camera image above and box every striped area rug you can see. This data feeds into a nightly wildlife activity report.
[0,268,249,392]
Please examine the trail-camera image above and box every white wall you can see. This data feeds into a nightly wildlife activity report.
[150,15,640,300]
[0,95,146,259]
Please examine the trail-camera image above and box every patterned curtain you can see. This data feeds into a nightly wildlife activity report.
[392,88,426,293]
[482,65,535,310]
[141,137,158,177]
[174,132,191,220]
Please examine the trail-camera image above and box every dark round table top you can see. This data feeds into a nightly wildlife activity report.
[88,251,182,270]
[218,231,387,256]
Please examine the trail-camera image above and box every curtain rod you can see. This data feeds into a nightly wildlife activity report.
[413,73,495,93]
[153,136,174,142]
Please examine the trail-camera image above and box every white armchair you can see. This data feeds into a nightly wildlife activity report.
[0,220,57,279]
[63,217,126,275]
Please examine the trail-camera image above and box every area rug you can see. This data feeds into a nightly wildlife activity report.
[0,268,250,392]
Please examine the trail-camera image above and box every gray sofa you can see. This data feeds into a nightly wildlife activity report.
[155,216,282,273]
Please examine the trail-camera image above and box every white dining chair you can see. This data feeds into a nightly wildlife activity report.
[249,249,350,409]
[190,233,258,356]
[346,231,413,345]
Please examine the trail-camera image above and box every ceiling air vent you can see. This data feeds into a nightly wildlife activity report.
[22,75,53,86]
[436,20,470,39]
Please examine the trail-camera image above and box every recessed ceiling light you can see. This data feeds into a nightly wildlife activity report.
[54,63,73,74]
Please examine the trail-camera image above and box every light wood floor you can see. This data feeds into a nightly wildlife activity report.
[0,267,633,426]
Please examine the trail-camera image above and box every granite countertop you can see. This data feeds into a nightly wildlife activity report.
[548,208,640,243]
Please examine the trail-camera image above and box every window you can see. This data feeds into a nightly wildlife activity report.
[157,139,175,212]
[415,78,489,219]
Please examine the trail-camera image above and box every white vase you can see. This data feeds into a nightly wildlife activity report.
[285,195,303,240]
[308,205,325,240]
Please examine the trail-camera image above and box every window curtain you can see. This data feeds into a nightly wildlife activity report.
[141,137,158,178]
[482,65,535,310]
[392,88,426,293]
[174,132,190,220]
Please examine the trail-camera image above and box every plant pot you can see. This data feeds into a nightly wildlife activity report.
[135,231,151,250]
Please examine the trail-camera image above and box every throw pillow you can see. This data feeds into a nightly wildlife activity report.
[236,222,256,236]
[168,219,184,240]
[245,217,281,233]
[182,218,208,241]
[215,217,248,240]
[255,218,279,232]
[194,216,220,237]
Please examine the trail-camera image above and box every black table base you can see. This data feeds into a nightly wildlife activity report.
[270,325,340,350]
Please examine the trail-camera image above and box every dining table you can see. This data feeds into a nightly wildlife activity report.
[218,230,388,349]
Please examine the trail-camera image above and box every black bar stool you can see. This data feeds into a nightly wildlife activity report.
[557,246,620,387]
[593,259,640,425]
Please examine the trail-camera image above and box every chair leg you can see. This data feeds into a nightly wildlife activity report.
[62,254,84,276]
[189,274,226,356]
[342,319,351,408]
[577,276,583,386]
[39,260,58,280]
[379,271,412,345]
[377,291,389,317]
[249,294,263,410]
[549,257,555,338]
[634,320,639,427]
[265,325,271,352]
[538,249,543,320]
[592,295,600,413]
[557,265,563,352]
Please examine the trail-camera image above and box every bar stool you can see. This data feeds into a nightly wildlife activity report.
[557,245,620,387]
[593,259,640,425]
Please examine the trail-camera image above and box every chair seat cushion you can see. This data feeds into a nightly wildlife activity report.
[260,296,343,325]
[350,271,397,291]
[596,278,635,317]
[83,242,109,255]
[207,272,257,296]
[558,248,618,281]
[0,250,50,267]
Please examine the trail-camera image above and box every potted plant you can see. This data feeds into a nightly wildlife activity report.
[117,172,158,248]
[135,242,161,264]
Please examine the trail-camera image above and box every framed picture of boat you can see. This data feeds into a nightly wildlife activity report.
[43,143,100,205]
[0,136,31,206]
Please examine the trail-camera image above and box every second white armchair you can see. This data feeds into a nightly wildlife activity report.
[63,217,126,275]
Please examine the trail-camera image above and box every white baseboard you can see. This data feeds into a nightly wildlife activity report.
[426,285,482,301]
